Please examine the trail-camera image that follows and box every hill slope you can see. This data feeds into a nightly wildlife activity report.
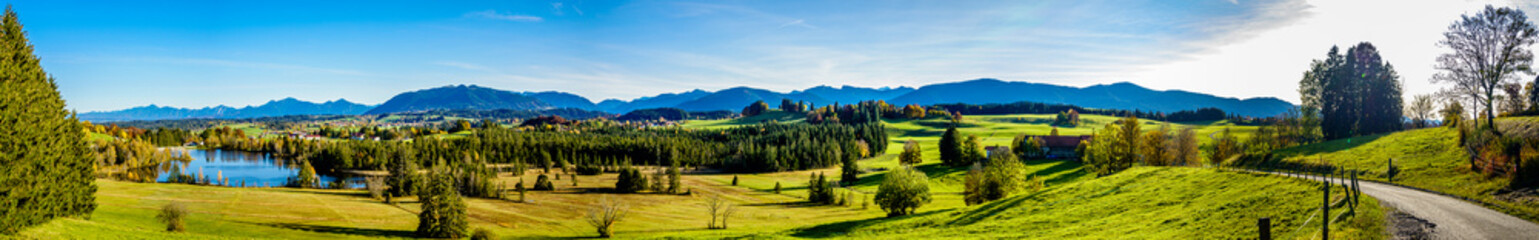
[78,98,372,122]
[791,167,1383,239]
[522,91,597,110]
[887,79,1294,117]
[364,85,550,114]
[1265,127,1539,222]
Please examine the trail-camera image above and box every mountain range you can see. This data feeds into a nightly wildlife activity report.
[80,79,1296,122]
[78,98,372,122]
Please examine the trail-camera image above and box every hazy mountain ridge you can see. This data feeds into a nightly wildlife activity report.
[79,98,372,122]
[86,79,1295,121]
[364,85,550,114]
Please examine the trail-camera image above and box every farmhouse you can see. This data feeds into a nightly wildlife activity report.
[1029,135,1093,159]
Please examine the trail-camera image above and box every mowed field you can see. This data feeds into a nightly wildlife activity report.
[19,113,1373,239]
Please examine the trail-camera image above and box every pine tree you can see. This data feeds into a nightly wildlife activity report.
[0,6,97,234]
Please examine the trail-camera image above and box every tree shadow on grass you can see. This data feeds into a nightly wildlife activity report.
[740,201,827,208]
[788,209,955,238]
[251,222,415,238]
[946,193,1037,226]
[1271,134,1386,158]
[840,163,967,190]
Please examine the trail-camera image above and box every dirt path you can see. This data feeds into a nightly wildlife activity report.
[1270,171,1539,239]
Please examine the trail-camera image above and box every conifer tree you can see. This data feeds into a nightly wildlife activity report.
[417,166,468,238]
[0,6,97,234]
[938,126,963,166]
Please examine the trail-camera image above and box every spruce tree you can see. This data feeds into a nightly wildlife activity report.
[0,6,96,234]
[417,166,468,238]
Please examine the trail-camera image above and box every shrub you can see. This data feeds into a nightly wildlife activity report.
[576,164,603,175]
[899,140,923,166]
[1512,145,1539,188]
[964,163,985,206]
[875,167,931,217]
[533,174,555,191]
[471,228,496,240]
[157,202,188,232]
[731,175,739,186]
[587,196,628,238]
[1207,128,1241,167]
[774,182,782,194]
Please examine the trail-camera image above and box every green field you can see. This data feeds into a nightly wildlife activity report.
[783,167,1384,240]
[18,113,1363,239]
[1269,126,1539,222]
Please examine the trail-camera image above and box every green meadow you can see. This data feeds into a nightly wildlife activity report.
[18,113,1376,239]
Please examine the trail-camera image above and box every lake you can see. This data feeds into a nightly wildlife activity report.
[153,149,360,188]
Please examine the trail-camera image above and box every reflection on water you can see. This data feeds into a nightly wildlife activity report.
[147,149,360,188]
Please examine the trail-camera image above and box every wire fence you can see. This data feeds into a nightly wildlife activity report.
[1221,161,1365,240]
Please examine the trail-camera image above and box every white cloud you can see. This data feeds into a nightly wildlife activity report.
[465,10,543,22]
[778,19,815,29]
[1117,0,1537,105]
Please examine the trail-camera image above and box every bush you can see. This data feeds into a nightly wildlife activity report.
[1512,146,1539,188]
[587,196,628,238]
[533,174,555,191]
[157,202,188,232]
[471,228,497,240]
[732,175,739,186]
[875,167,931,217]
[576,164,603,175]
[774,182,782,194]
[899,140,923,166]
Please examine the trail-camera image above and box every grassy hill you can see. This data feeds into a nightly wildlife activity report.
[782,167,1384,239]
[1268,126,1539,222]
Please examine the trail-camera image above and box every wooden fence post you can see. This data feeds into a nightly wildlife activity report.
[1258,217,1271,240]
[1322,181,1329,240]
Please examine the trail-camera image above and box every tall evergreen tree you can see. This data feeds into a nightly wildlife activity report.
[938,126,962,166]
[417,165,468,238]
[0,6,97,234]
[1304,43,1404,140]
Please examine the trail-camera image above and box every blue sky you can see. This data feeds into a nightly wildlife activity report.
[14,0,1537,112]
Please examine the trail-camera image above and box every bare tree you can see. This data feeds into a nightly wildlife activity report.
[702,194,735,229]
[587,196,628,238]
[1433,5,1539,129]
[1407,94,1438,128]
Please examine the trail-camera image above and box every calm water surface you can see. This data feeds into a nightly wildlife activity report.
[154,149,359,188]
